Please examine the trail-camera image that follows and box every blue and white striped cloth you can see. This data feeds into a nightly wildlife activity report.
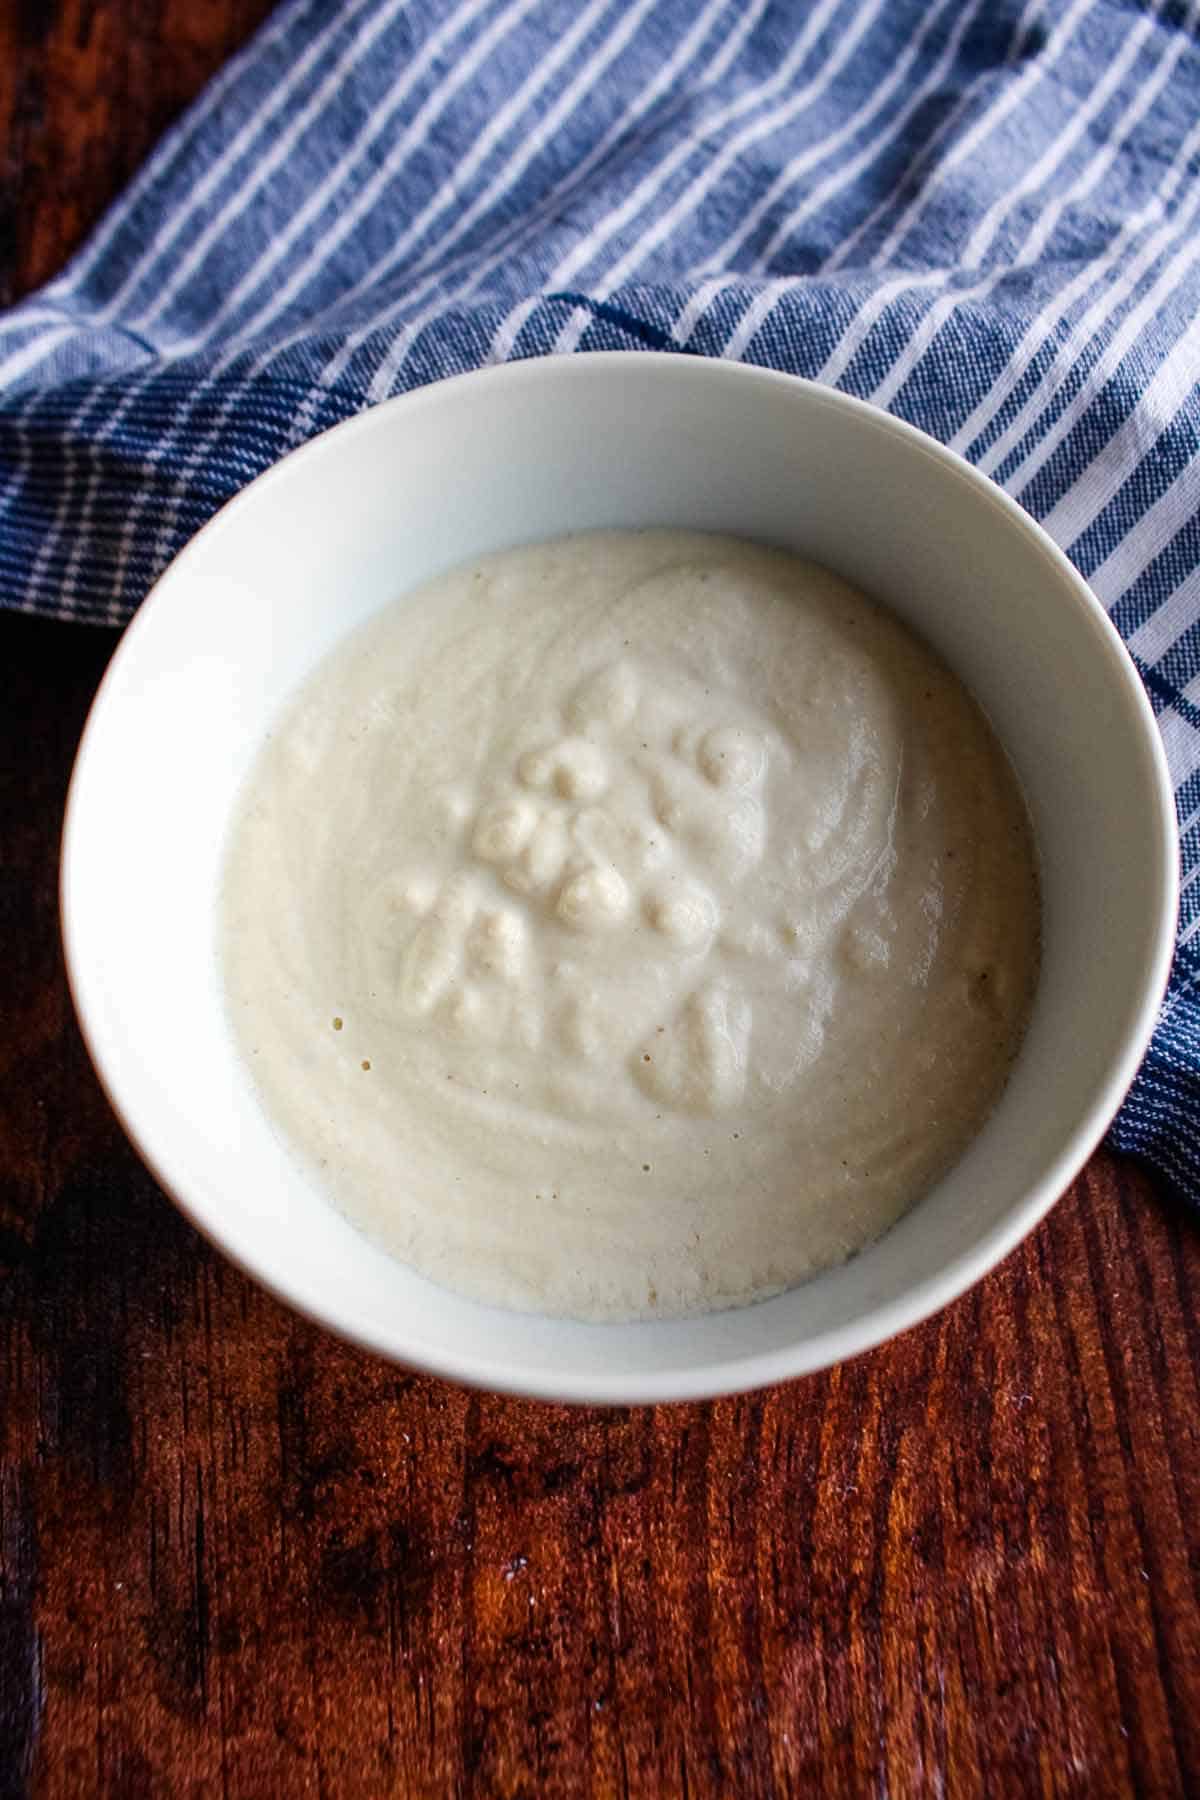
[4,0,1199,1202]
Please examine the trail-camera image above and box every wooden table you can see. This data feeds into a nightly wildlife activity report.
[3,8,1199,1794]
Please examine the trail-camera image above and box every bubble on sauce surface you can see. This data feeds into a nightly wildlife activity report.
[698,726,766,790]
[554,739,609,800]
[473,795,537,862]
[517,738,609,802]
[643,881,719,950]
[556,863,629,931]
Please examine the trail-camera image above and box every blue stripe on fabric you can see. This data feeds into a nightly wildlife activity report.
[1131,656,1200,732]
[546,293,684,352]
[1109,512,1200,640]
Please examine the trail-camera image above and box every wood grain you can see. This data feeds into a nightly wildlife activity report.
[2,7,1200,1795]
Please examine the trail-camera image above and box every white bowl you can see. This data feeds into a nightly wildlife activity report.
[61,353,1177,1403]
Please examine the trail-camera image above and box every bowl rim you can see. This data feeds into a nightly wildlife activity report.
[60,351,1181,1403]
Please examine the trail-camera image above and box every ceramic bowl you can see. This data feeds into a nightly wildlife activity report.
[61,353,1178,1402]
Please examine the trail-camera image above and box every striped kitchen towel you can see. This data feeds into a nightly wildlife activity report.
[2,0,1198,1200]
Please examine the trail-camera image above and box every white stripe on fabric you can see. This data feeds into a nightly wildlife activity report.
[702,0,767,86]
[0,326,75,390]
[46,0,508,602]
[9,353,169,620]
[701,0,966,280]
[38,0,305,299]
[863,0,1096,269]
[362,0,751,385]
[721,276,795,361]
[116,0,759,608]
[1040,329,1200,551]
[821,0,1040,274]
[0,385,48,538]
[517,0,850,358]
[486,297,539,368]
[1175,900,1200,956]
[869,175,1183,419]
[0,304,79,338]
[26,362,158,616]
[858,12,1155,410]
[316,0,655,406]
[960,112,1200,470]
[867,280,989,413]
[712,0,1072,369]
[1008,222,1200,501]
[104,0,581,615]
[947,22,1196,459]
[1090,457,1200,612]
[669,274,729,346]
[0,0,332,391]
[1072,440,1200,624]
[741,0,983,280]
[1160,704,1200,797]
[815,268,945,387]
[956,2,1160,270]
[1005,0,1192,275]
[321,0,747,404]
[167,0,528,356]
[1130,567,1200,665]
[820,100,970,278]
[1161,980,1195,1035]
[1176,796,1200,845]
[127,0,405,334]
[85,356,248,617]
[814,9,1099,386]
[60,0,542,612]
[550,0,883,358]
[1008,0,1052,56]
[1160,683,1200,791]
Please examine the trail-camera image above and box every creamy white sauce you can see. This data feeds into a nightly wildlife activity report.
[221,531,1039,1321]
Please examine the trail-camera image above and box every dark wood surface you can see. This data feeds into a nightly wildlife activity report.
[3,6,1200,1795]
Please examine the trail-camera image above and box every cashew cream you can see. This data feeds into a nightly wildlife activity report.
[221,531,1039,1320]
